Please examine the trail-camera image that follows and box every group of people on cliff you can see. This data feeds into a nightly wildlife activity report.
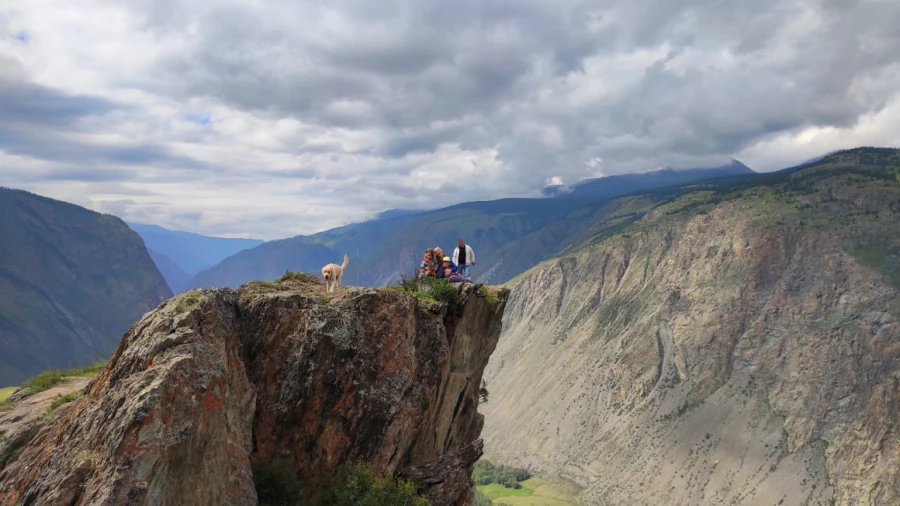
[419,239,485,296]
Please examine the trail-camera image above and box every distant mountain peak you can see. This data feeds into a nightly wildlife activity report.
[545,159,756,199]
[540,184,568,197]
[126,222,265,242]
[374,208,431,220]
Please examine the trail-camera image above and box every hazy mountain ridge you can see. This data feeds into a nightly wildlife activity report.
[0,189,171,386]
[549,159,756,199]
[185,162,758,290]
[127,222,264,290]
[147,249,190,293]
[480,147,900,505]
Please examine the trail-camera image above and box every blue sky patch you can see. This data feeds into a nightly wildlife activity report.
[186,114,211,126]
[12,32,29,43]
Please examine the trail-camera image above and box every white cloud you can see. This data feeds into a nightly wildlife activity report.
[0,0,898,239]
[737,94,900,171]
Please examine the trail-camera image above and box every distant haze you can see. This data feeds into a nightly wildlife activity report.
[127,222,264,275]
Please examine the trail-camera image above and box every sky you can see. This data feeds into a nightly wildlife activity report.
[1,0,899,240]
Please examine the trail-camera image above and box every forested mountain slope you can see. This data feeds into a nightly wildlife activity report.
[0,189,171,386]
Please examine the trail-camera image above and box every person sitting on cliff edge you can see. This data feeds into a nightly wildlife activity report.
[433,246,454,270]
[420,248,438,278]
[437,256,485,297]
[432,246,458,274]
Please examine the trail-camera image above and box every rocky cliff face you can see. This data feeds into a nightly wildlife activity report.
[0,277,508,506]
[481,156,900,505]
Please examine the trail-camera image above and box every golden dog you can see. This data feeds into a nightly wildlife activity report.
[321,254,349,292]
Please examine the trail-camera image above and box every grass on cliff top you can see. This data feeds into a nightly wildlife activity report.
[0,387,15,403]
[0,387,16,411]
[482,287,499,307]
[47,391,79,412]
[397,272,460,306]
[659,147,900,223]
[16,361,105,398]
[174,290,202,312]
[395,271,503,309]
[276,271,320,284]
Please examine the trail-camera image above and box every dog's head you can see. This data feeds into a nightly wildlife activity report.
[322,268,331,281]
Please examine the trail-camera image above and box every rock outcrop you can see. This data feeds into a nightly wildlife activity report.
[0,277,508,506]
[481,161,900,505]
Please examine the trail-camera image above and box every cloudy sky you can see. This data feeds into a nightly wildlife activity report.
[1,0,899,239]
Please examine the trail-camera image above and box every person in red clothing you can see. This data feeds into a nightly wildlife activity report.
[420,248,438,277]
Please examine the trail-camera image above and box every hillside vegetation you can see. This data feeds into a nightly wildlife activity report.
[0,188,171,386]
[482,147,900,505]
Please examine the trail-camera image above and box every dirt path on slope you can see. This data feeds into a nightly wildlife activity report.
[0,377,92,439]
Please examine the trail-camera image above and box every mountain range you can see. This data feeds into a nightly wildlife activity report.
[0,159,757,385]
[544,159,754,198]
[126,222,265,292]
[0,188,171,386]
[1,147,899,504]
[184,160,758,290]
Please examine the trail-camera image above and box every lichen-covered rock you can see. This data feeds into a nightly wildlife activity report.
[0,289,256,506]
[0,280,509,506]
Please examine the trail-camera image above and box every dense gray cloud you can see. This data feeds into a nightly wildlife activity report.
[1,0,899,239]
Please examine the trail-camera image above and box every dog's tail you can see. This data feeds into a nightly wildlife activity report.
[341,253,349,269]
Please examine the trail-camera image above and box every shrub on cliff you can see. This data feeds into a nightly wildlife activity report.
[309,463,427,506]
[277,271,319,284]
[254,460,302,506]
[474,490,494,506]
[472,459,531,489]
[398,272,460,308]
[255,460,427,506]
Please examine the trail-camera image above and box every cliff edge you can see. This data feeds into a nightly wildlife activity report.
[0,276,509,506]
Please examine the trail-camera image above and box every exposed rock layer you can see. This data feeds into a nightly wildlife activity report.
[483,199,900,505]
[0,278,508,506]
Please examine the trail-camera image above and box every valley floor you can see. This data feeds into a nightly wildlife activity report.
[478,477,582,506]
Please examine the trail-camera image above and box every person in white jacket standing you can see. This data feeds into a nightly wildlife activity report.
[453,238,476,280]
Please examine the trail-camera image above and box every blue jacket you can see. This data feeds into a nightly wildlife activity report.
[436,261,458,278]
